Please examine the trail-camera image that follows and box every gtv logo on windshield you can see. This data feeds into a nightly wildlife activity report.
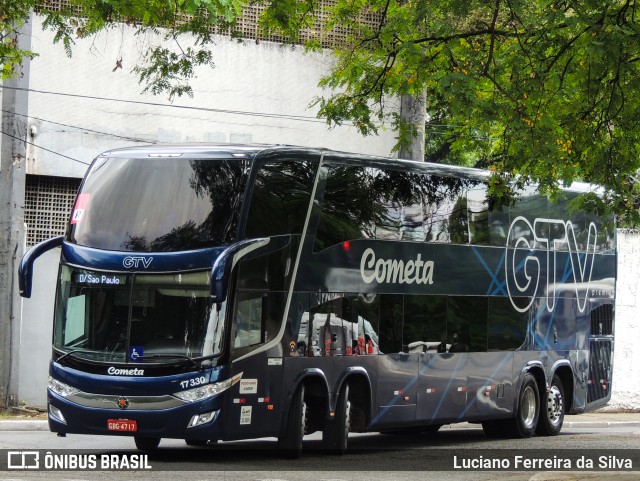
[505,217,597,314]
[122,256,153,269]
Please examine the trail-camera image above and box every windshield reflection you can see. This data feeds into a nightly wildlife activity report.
[53,266,225,364]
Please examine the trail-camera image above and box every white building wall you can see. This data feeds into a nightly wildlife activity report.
[25,15,397,180]
[606,231,640,411]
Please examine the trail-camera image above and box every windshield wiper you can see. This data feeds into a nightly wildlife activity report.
[139,354,200,368]
[55,349,91,364]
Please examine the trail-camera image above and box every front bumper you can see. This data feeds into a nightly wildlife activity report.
[48,390,224,441]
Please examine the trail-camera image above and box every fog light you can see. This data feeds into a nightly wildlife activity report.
[188,410,219,428]
[49,404,67,424]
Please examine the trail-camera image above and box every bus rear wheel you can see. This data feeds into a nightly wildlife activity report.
[134,436,160,451]
[324,382,352,454]
[505,372,539,438]
[536,375,565,436]
[279,384,307,458]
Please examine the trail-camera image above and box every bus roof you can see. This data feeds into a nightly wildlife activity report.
[97,143,598,194]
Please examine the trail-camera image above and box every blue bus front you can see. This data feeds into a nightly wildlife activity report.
[27,147,262,447]
[47,247,238,444]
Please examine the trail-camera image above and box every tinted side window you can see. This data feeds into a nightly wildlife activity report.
[298,294,380,357]
[403,295,447,353]
[447,296,488,352]
[371,170,426,241]
[488,297,527,350]
[231,290,285,360]
[467,185,510,246]
[245,159,318,238]
[379,294,403,353]
[423,178,469,244]
[314,166,375,251]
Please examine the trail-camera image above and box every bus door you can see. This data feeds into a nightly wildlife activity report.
[225,292,275,439]
[221,248,294,440]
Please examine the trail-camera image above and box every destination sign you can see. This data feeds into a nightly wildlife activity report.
[74,272,127,286]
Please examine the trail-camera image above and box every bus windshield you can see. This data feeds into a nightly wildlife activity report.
[69,157,249,251]
[53,266,225,363]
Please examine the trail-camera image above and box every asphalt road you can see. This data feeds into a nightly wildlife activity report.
[0,416,638,480]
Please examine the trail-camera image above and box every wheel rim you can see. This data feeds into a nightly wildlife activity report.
[546,385,564,427]
[521,385,537,428]
[300,400,308,439]
[344,399,352,439]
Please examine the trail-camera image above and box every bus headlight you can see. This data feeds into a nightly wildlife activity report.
[188,410,219,428]
[48,377,79,397]
[173,373,242,403]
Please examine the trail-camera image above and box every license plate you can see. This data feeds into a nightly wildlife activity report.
[107,419,137,432]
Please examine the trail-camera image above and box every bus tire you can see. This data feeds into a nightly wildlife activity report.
[279,384,306,458]
[422,424,442,434]
[505,372,540,438]
[536,374,565,436]
[481,420,505,438]
[324,382,351,454]
[134,436,160,451]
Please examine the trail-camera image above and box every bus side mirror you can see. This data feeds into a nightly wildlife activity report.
[18,236,64,298]
[210,238,269,303]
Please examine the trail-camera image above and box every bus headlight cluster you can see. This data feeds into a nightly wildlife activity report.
[48,376,79,397]
[173,373,242,403]
[188,410,219,428]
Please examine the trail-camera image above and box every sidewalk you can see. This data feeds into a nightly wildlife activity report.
[1,412,638,431]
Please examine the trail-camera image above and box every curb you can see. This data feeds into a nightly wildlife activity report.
[0,420,49,431]
[564,420,640,429]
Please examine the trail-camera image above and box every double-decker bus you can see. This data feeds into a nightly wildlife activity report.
[19,144,616,455]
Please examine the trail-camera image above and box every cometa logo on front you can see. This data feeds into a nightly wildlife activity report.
[107,367,145,376]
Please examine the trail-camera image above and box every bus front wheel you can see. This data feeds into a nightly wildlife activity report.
[279,384,307,458]
[134,436,160,451]
[536,375,565,436]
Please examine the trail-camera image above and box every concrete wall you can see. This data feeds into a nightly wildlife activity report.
[25,16,398,180]
[606,230,640,412]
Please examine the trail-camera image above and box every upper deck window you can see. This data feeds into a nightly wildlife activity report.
[244,158,319,238]
[69,157,250,251]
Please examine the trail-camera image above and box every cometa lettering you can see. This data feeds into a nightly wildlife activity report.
[360,248,434,285]
[107,367,145,376]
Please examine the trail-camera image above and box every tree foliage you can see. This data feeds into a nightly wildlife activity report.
[2,0,639,223]
[2,0,243,98]
[264,0,640,225]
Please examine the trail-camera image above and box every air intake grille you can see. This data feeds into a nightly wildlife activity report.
[590,304,613,336]
[24,175,81,247]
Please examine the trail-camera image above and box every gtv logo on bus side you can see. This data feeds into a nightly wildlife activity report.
[505,217,597,314]
[122,256,153,269]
